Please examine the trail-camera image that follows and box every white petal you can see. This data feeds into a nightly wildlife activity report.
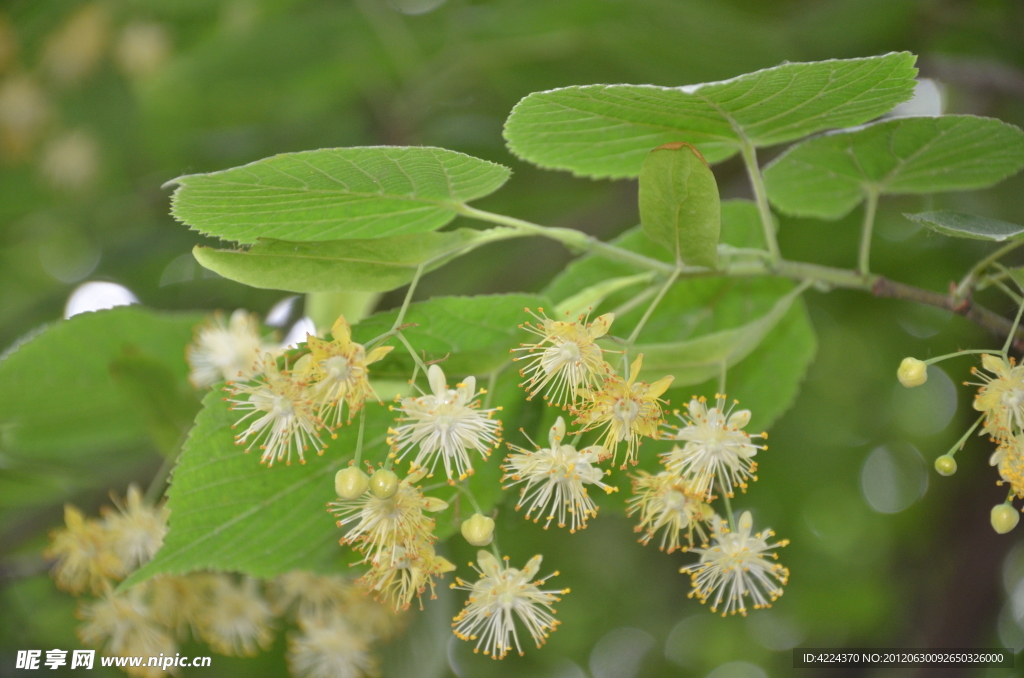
[521,554,543,580]
[549,417,566,448]
[427,364,447,396]
[727,409,751,429]
[477,550,501,578]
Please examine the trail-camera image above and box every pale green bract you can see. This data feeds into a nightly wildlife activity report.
[633,283,807,386]
[504,52,917,178]
[763,115,1024,219]
[169,146,512,244]
[554,272,655,318]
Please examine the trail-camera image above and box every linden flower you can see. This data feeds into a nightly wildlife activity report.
[303,315,393,431]
[991,436,1024,499]
[627,471,713,553]
[512,309,615,408]
[661,395,765,500]
[149,573,219,639]
[388,364,502,483]
[328,467,447,566]
[972,354,1024,441]
[288,615,380,678]
[451,551,567,660]
[502,417,614,532]
[45,504,121,595]
[229,353,323,466]
[78,587,178,678]
[358,542,455,612]
[187,309,273,388]
[195,576,275,657]
[573,354,673,468]
[270,571,355,624]
[681,511,789,617]
[102,484,169,574]
[270,570,404,638]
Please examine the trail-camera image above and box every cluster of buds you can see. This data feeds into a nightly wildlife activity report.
[329,465,454,612]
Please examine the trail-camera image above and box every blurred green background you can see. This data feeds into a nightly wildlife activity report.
[3,1,1024,677]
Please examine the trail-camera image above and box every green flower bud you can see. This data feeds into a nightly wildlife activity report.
[897,357,928,388]
[934,455,957,477]
[461,513,495,546]
[369,469,400,499]
[991,503,1019,534]
[334,466,369,499]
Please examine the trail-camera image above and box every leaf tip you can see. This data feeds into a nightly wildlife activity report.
[652,141,709,168]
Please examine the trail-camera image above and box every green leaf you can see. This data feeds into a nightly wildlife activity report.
[504,53,917,178]
[109,350,202,457]
[192,227,521,294]
[763,115,1024,219]
[638,143,720,267]
[904,211,1024,242]
[0,307,203,460]
[169,147,512,244]
[633,283,805,385]
[351,294,549,379]
[554,272,655,318]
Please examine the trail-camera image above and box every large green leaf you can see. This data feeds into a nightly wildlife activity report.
[504,53,917,178]
[904,211,1024,242]
[543,200,815,431]
[192,227,521,294]
[638,143,720,267]
[169,147,512,244]
[0,307,202,460]
[351,294,550,379]
[109,352,202,457]
[763,115,1024,219]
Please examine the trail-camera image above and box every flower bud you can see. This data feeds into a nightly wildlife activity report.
[369,469,400,499]
[334,467,369,499]
[461,513,495,546]
[897,357,928,388]
[991,503,1019,534]
[934,455,957,477]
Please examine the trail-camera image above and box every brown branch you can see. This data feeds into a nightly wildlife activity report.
[871,276,1024,352]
